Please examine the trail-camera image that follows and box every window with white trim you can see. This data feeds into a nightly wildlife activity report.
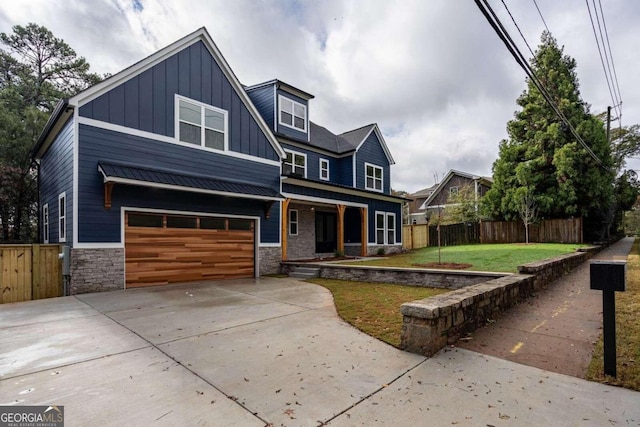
[319,158,329,181]
[289,209,298,236]
[375,211,396,245]
[279,95,307,132]
[450,186,459,196]
[365,163,383,192]
[42,203,49,244]
[284,150,306,177]
[177,95,227,151]
[58,193,66,243]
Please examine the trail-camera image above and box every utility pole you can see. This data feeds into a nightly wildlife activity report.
[606,106,612,144]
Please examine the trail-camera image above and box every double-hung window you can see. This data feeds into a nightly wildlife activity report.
[450,186,459,197]
[289,209,298,236]
[319,158,329,181]
[284,150,306,177]
[42,203,49,244]
[177,96,227,151]
[375,212,396,245]
[279,96,307,132]
[58,192,66,243]
[365,163,383,192]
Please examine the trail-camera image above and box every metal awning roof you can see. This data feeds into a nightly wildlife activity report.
[98,161,282,202]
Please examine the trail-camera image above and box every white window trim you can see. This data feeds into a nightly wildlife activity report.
[284,149,307,178]
[319,158,330,181]
[365,162,384,193]
[58,192,66,243]
[278,94,307,132]
[450,186,459,196]
[289,209,298,236]
[175,94,229,151]
[386,212,396,245]
[374,211,396,245]
[43,203,49,244]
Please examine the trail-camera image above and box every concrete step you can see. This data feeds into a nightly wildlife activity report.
[289,266,321,279]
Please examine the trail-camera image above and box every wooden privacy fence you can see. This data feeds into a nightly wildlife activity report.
[402,218,583,249]
[0,244,63,304]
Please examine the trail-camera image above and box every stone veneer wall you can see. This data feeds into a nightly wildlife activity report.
[400,247,599,356]
[365,244,403,256]
[70,248,125,294]
[259,246,282,275]
[287,204,317,260]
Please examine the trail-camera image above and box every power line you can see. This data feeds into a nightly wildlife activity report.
[597,0,623,124]
[475,0,606,168]
[500,0,535,59]
[531,0,551,34]
[586,0,620,119]
[592,0,621,114]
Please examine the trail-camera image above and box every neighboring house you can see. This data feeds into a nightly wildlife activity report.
[33,27,404,293]
[409,170,492,224]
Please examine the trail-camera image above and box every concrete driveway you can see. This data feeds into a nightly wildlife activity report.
[1,278,639,426]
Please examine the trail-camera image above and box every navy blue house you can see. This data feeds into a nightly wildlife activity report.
[34,28,404,293]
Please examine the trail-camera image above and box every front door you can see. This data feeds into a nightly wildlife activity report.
[315,211,337,253]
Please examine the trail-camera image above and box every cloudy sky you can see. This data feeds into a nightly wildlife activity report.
[1,0,637,193]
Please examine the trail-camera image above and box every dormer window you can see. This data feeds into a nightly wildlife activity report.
[279,95,307,132]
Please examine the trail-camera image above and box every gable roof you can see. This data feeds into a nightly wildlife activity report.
[341,124,395,165]
[56,27,284,159]
[418,169,492,210]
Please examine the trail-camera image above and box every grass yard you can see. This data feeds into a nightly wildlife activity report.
[343,243,585,273]
[586,238,640,391]
[307,278,448,347]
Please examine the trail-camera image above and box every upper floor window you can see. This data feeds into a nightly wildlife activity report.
[319,158,329,181]
[43,203,49,244]
[176,95,227,151]
[450,186,459,197]
[58,192,66,243]
[279,95,307,132]
[284,150,306,177]
[365,163,383,192]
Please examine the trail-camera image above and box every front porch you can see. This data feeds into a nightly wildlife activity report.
[281,199,368,261]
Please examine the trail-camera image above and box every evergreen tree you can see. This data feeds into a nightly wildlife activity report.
[484,32,614,240]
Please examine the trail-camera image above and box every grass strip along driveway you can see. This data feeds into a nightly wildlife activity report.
[307,279,448,347]
[587,238,640,391]
[343,243,585,273]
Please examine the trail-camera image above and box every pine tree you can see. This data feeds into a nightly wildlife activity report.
[484,32,614,240]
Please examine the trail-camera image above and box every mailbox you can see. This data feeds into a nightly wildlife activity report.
[590,260,626,292]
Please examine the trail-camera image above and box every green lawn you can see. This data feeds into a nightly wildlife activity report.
[343,243,586,273]
[307,278,448,347]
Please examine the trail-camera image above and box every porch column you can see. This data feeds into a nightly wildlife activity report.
[360,207,368,257]
[281,198,291,261]
[336,204,346,254]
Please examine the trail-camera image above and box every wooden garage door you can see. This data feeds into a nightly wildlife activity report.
[125,212,255,287]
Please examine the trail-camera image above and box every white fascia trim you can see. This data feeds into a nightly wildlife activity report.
[273,84,278,134]
[69,28,286,159]
[73,108,79,247]
[281,192,367,209]
[278,138,353,159]
[98,172,281,203]
[354,124,395,165]
[78,117,281,167]
[352,154,356,188]
[419,170,457,209]
[364,162,384,193]
[283,177,403,204]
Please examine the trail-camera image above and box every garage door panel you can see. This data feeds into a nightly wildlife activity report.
[125,213,255,288]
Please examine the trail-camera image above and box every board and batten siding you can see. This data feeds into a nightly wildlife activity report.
[39,117,74,244]
[336,156,353,187]
[355,131,390,193]
[78,41,278,162]
[77,124,281,244]
[282,183,401,244]
[246,85,275,130]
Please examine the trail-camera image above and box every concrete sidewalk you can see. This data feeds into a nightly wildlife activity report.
[1,276,638,426]
[459,237,635,377]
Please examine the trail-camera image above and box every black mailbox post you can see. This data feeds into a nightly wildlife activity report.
[590,260,626,378]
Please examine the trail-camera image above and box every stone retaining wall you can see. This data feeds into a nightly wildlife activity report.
[400,246,599,356]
